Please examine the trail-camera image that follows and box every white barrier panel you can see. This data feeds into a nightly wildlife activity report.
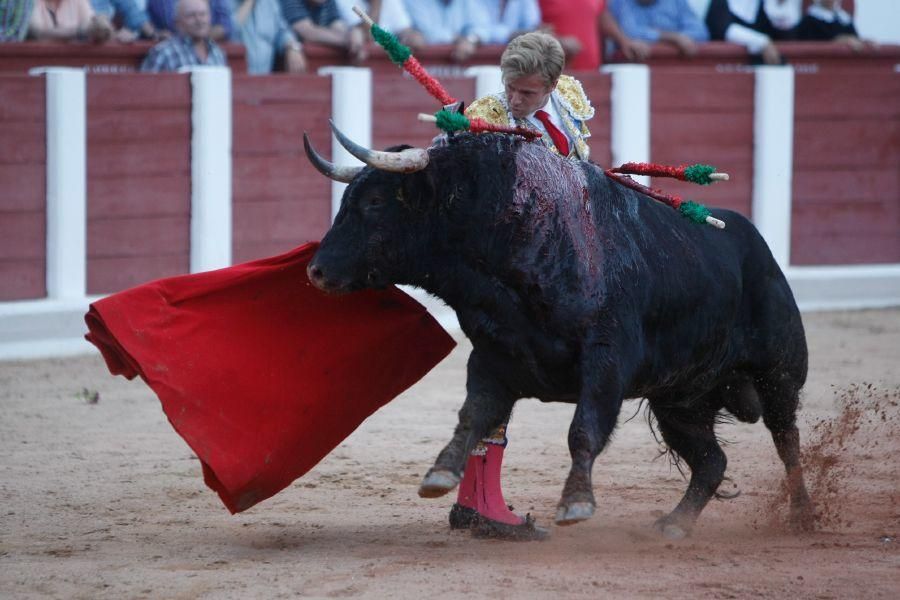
[30,67,88,300]
[602,64,651,186]
[465,65,503,100]
[752,66,795,270]
[186,66,233,272]
[319,67,372,222]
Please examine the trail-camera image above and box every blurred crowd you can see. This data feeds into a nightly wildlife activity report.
[0,0,869,73]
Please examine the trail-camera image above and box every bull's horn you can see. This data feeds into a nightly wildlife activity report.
[330,119,429,173]
[303,133,363,183]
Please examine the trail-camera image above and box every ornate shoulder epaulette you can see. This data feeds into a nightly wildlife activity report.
[555,74,594,122]
[464,95,510,127]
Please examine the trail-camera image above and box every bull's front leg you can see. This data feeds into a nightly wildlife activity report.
[556,364,624,525]
[419,350,514,498]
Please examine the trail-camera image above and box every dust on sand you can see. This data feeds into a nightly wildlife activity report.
[1,309,898,599]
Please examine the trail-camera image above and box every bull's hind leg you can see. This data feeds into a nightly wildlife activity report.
[652,407,726,539]
[757,377,814,532]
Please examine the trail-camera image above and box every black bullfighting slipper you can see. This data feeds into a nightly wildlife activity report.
[470,513,549,541]
[449,503,521,530]
[449,503,478,529]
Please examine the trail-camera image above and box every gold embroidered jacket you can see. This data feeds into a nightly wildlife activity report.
[464,74,594,161]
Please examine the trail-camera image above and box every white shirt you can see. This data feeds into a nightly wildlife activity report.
[335,0,413,33]
[525,95,574,149]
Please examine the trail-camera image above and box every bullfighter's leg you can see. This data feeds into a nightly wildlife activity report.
[651,407,726,539]
[555,375,624,526]
[757,377,814,532]
[451,425,524,527]
[419,350,515,499]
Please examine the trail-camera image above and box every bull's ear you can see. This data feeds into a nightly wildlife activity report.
[400,166,436,211]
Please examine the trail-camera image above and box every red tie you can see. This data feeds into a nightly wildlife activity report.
[535,109,570,156]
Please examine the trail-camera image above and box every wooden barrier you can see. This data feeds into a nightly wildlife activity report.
[0,74,46,301]
[372,75,475,150]
[86,73,192,295]
[791,62,900,265]
[650,68,754,216]
[0,41,247,74]
[232,74,333,263]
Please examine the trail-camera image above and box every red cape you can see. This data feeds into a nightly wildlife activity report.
[85,243,455,513]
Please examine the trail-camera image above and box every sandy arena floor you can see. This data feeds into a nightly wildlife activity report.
[1,308,898,599]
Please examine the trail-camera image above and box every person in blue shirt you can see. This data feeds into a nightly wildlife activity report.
[403,0,491,62]
[480,0,541,45]
[609,0,709,56]
[232,0,305,73]
[1,0,34,40]
[91,0,157,41]
[280,0,367,64]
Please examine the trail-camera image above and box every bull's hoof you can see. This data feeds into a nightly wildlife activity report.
[660,523,688,540]
[554,502,595,526]
[471,513,549,541]
[714,476,742,500]
[789,504,816,533]
[653,514,691,540]
[418,469,459,498]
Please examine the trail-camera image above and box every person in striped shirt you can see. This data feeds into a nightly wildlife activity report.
[141,0,227,71]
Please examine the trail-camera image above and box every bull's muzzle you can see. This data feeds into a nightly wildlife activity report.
[306,262,329,291]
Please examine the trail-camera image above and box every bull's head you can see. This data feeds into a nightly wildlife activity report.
[304,121,436,294]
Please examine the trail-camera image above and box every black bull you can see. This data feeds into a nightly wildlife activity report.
[305,129,814,537]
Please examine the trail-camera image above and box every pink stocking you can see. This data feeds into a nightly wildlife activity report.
[475,443,524,525]
[456,453,480,510]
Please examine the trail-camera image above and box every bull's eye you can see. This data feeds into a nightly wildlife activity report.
[367,196,384,208]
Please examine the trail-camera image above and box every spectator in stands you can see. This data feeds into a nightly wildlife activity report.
[539,0,651,69]
[335,0,424,52]
[608,0,709,56]
[141,0,227,70]
[148,0,231,40]
[796,0,866,50]
[233,0,305,73]
[91,0,158,41]
[703,0,801,64]
[1,0,35,40]
[279,0,366,63]
[480,0,541,45]
[28,0,113,41]
[402,0,491,63]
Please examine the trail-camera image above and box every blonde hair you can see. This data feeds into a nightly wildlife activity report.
[500,32,565,87]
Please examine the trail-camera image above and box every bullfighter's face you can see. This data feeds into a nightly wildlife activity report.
[505,73,557,120]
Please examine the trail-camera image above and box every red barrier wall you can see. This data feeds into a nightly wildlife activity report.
[791,63,900,265]
[0,74,45,301]
[372,73,475,150]
[86,73,192,295]
[651,68,754,216]
[232,74,333,263]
